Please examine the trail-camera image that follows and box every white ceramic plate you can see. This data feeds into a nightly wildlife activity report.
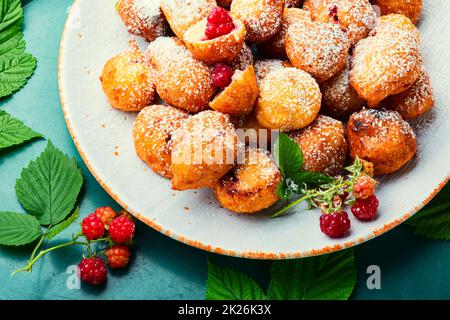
[59,0,450,259]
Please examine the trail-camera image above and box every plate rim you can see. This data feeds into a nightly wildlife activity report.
[58,0,450,260]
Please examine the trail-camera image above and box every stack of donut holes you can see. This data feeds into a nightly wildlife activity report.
[100,0,433,214]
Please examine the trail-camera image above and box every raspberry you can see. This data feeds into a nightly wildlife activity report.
[81,214,105,240]
[205,7,235,39]
[212,63,233,89]
[320,211,351,238]
[353,175,376,199]
[351,195,379,221]
[207,7,232,24]
[94,206,117,226]
[109,216,135,244]
[78,257,107,285]
[105,245,131,269]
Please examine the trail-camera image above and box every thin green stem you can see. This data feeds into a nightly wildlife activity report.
[271,194,312,218]
[28,235,45,268]
[12,237,109,276]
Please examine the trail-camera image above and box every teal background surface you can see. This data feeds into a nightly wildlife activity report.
[0,0,448,299]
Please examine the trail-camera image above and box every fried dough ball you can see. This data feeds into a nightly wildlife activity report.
[289,115,347,175]
[132,105,189,178]
[215,148,281,213]
[146,37,215,113]
[374,14,420,43]
[285,10,350,83]
[117,0,168,42]
[183,17,247,64]
[171,111,238,190]
[350,14,422,107]
[230,43,254,71]
[100,39,155,112]
[320,57,364,118]
[303,0,377,45]
[160,0,216,39]
[372,0,422,24]
[258,8,304,58]
[209,65,259,116]
[346,108,417,175]
[230,0,285,43]
[253,59,292,83]
[382,67,434,120]
[233,111,274,148]
[255,67,321,131]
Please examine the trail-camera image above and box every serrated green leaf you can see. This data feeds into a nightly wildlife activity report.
[0,212,42,246]
[273,133,303,178]
[0,52,37,98]
[0,0,23,34]
[206,258,268,300]
[15,140,83,226]
[406,183,450,240]
[45,208,79,240]
[0,31,25,58]
[0,110,42,149]
[268,249,356,300]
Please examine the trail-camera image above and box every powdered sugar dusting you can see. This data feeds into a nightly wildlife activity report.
[146,37,215,112]
[289,115,347,175]
[286,16,350,82]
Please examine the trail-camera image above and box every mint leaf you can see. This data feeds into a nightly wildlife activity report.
[406,183,450,240]
[45,208,79,240]
[15,141,83,226]
[206,258,268,300]
[0,212,42,246]
[0,0,37,98]
[0,110,42,149]
[268,249,356,300]
[0,0,23,33]
[273,133,303,178]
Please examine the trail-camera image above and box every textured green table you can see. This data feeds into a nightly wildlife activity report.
[0,0,448,300]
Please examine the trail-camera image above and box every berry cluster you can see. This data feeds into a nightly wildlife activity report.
[205,7,235,40]
[320,174,379,238]
[79,207,136,285]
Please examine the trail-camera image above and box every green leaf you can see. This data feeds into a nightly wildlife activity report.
[276,179,290,200]
[268,249,356,300]
[0,52,37,98]
[0,0,37,98]
[15,140,83,226]
[0,110,42,149]
[0,212,42,246]
[273,133,303,178]
[206,258,268,300]
[45,208,79,240]
[406,183,450,240]
[291,171,333,187]
[0,0,23,34]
